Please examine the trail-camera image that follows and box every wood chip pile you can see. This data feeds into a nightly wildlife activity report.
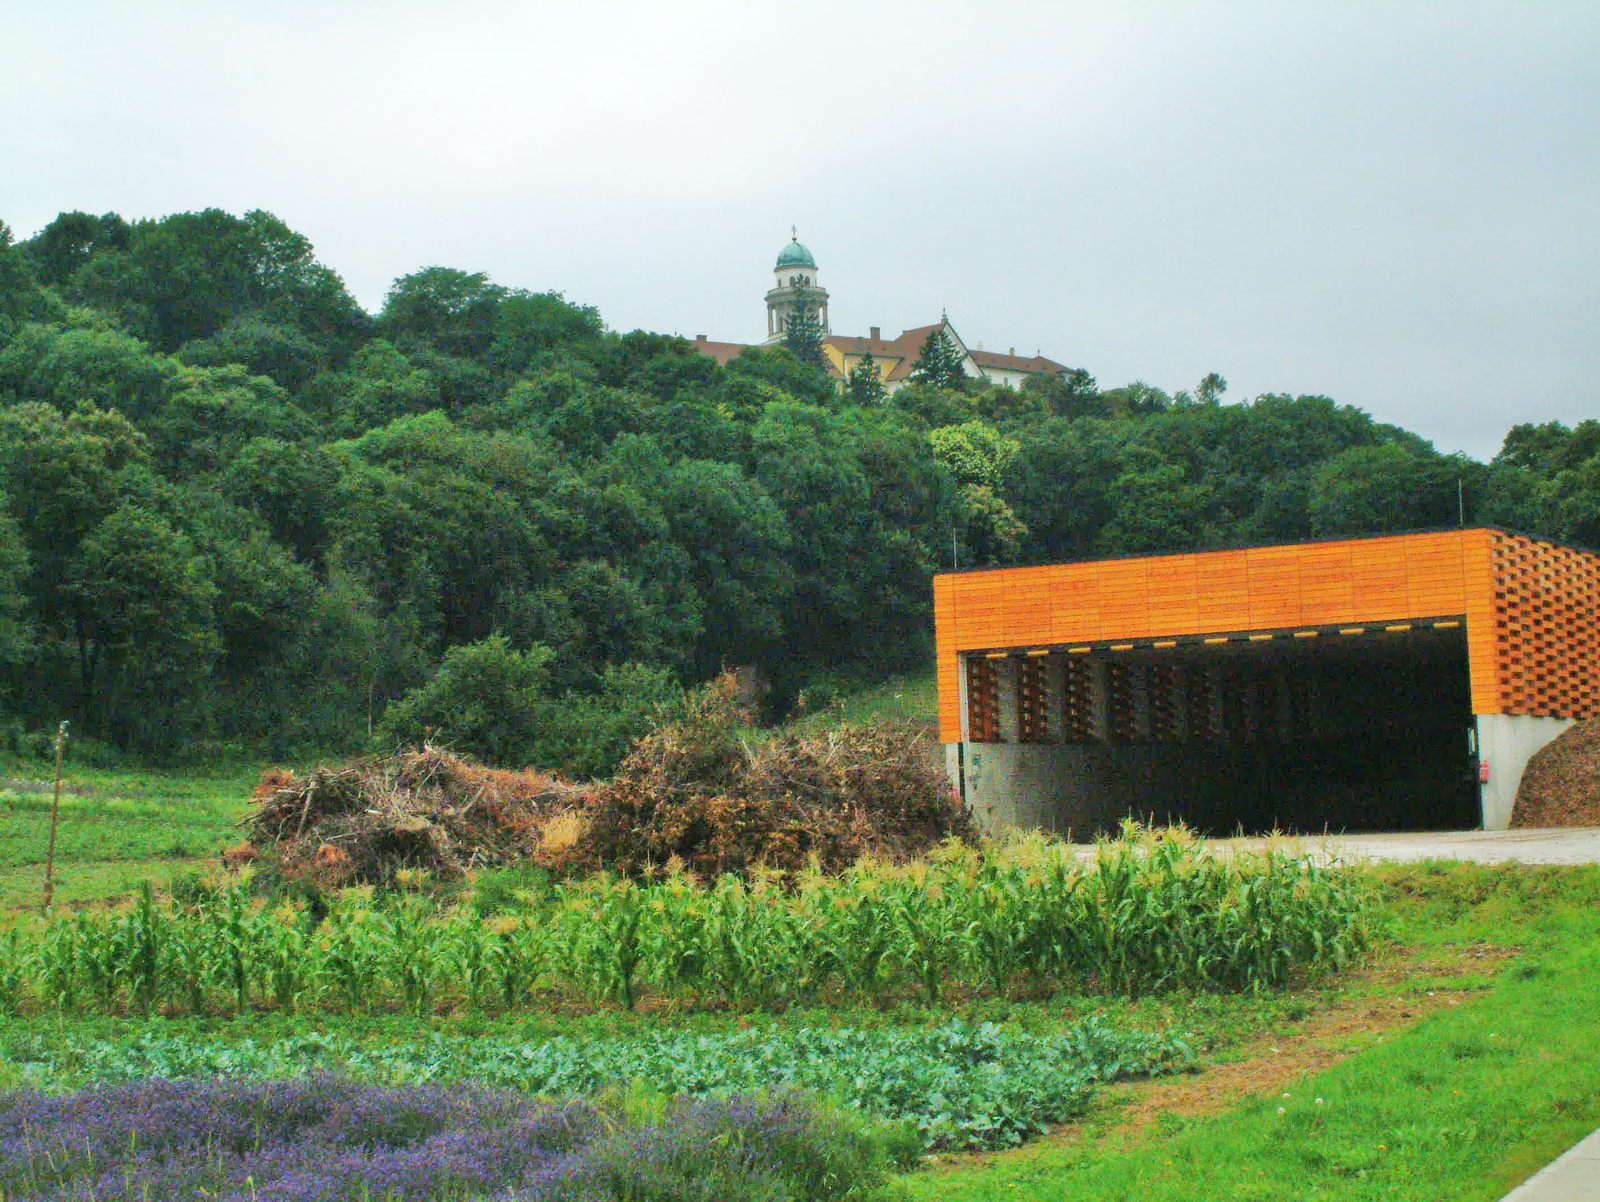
[1510,717,1600,828]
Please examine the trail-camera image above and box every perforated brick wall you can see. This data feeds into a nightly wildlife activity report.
[1490,532,1600,719]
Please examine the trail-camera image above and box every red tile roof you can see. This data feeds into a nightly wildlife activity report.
[968,348,1068,375]
[688,336,752,367]
[687,326,1066,383]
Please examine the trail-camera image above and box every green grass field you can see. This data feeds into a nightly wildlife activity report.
[2,679,1598,1199]
[0,761,257,913]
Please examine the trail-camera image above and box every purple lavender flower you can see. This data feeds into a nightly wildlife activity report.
[0,1078,899,1201]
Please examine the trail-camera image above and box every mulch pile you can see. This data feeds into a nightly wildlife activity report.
[240,681,972,886]
[239,746,580,886]
[1510,717,1600,828]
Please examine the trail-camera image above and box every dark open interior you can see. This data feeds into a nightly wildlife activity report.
[1049,625,1480,835]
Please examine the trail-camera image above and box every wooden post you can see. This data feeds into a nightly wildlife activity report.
[42,721,67,914]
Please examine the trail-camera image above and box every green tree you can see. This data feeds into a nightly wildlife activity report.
[22,211,132,286]
[222,437,343,566]
[1308,443,1464,536]
[0,503,34,675]
[491,290,606,373]
[847,352,886,405]
[1021,367,1105,419]
[68,504,220,751]
[0,221,56,337]
[782,283,828,371]
[177,314,325,392]
[930,421,1028,566]
[376,635,553,764]
[378,267,506,360]
[0,402,148,639]
[910,326,967,390]
[58,208,367,354]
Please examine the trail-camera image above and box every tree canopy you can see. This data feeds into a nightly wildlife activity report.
[0,205,1590,766]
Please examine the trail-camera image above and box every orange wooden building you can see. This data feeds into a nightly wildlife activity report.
[933,529,1600,834]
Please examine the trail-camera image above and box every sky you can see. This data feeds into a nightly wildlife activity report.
[2,1,1595,461]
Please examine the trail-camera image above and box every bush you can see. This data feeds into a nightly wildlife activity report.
[376,635,554,766]
[376,636,680,777]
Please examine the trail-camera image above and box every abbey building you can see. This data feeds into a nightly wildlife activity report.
[690,235,1069,394]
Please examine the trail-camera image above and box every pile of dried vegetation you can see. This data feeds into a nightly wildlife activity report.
[558,680,972,879]
[240,678,973,887]
[1511,717,1600,828]
[239,747,580,886]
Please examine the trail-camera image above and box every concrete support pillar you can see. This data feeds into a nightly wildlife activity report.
[956,655,971,743]
[1475,713,1575,830]
[1090,660,1111,744]
[996,657,1019,743]
[1044,656,1066,743]
[1172,666,1191,743]
[1130,664,1152,741]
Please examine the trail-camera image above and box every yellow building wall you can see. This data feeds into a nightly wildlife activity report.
[934,529,1508,743]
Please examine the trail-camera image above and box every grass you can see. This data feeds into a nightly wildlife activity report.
[0,759,257,914]
[2,724,1598,1195]
[788,671,939,732]
[907,863,1600,1201]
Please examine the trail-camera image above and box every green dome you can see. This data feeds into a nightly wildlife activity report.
[775,239,816,269]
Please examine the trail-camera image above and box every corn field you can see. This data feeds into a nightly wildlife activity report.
[0,830,1375,1016]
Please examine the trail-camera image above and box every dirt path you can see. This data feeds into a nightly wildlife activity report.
[928,943,1513,1174]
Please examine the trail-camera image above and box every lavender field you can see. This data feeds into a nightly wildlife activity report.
[0,1076,913,1201]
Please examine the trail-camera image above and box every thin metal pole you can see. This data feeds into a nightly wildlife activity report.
[1458,478,1465,527]
[43,721,67,914]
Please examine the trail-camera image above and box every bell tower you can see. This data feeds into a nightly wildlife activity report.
[764,228,829,344]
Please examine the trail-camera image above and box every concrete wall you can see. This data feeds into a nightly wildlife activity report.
[1476,714,1575,830]
[956,741,1198,837]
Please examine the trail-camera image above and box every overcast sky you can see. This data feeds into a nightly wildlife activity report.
[2,1,1595,460]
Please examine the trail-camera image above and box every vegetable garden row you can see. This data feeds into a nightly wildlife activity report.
[3,1018,1195,1150]
[0,835,1374,1015]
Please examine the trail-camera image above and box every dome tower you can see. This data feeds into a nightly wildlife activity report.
[764,229,829,344]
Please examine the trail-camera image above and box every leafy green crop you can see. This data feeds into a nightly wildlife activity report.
[4,1017,1193,1150]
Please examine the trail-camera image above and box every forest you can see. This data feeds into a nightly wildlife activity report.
[0,207,1594,768]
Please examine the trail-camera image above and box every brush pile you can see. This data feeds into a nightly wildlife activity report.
[560,681,972,878]
[241,746,579,885]
[1511,717,1600,828]
[241,680,971,886]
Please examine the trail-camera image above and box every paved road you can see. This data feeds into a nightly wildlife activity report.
[1160,827,1600,866]
[1501,1126,1600,1201]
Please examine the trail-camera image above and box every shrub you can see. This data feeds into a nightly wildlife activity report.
[376,635,554,766]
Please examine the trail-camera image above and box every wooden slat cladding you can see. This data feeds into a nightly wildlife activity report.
[932,529,1593,741]
[1016,657,1049,743]
[964,657,1001,743]
[1489,532,1600,719]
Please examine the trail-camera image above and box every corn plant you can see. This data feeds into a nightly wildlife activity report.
[256,907,314,1013]
[0,829,1375,1016]
[0,930,24,1015]
[208,888,256,1014]
[444,914,492,1012]
[33,921,79,1012]
[74,914,121,1011]
[488,919,545,1010]
[380,896,440,1014]
[320,910,380,1014]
